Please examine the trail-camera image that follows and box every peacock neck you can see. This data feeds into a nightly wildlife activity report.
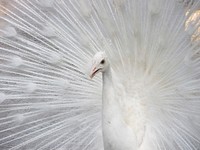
[102,66,113,88]
[102,65,117,108]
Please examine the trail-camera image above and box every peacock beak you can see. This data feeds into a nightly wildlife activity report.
[90,66,100,79]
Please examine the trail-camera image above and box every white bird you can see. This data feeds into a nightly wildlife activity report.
[0,0,200,150]
[89,52,138,150]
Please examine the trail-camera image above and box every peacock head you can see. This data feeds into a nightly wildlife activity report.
[89,51,109,78]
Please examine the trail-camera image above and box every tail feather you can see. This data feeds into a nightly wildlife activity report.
[0,0,200,149]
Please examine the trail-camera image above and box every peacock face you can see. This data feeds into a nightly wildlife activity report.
[89,51,108,78]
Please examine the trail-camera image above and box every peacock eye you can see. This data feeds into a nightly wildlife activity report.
[100,59,105,64]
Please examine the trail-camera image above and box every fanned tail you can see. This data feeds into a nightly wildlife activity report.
[0,0,200,149]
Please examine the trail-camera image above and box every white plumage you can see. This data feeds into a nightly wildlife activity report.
[0,0,200,150]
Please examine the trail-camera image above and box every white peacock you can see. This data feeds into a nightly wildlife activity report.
[0,0,200,150]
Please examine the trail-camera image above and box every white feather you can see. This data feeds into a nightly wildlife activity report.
[0,0,199,150]
[26,82,37,93]
[37,0,55,8]
[10,56,23,68]
[2,26,17,37]
[0,92,6,103]
[14,114,26,124]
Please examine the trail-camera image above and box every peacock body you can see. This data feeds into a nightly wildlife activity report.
[0,0,200,149]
